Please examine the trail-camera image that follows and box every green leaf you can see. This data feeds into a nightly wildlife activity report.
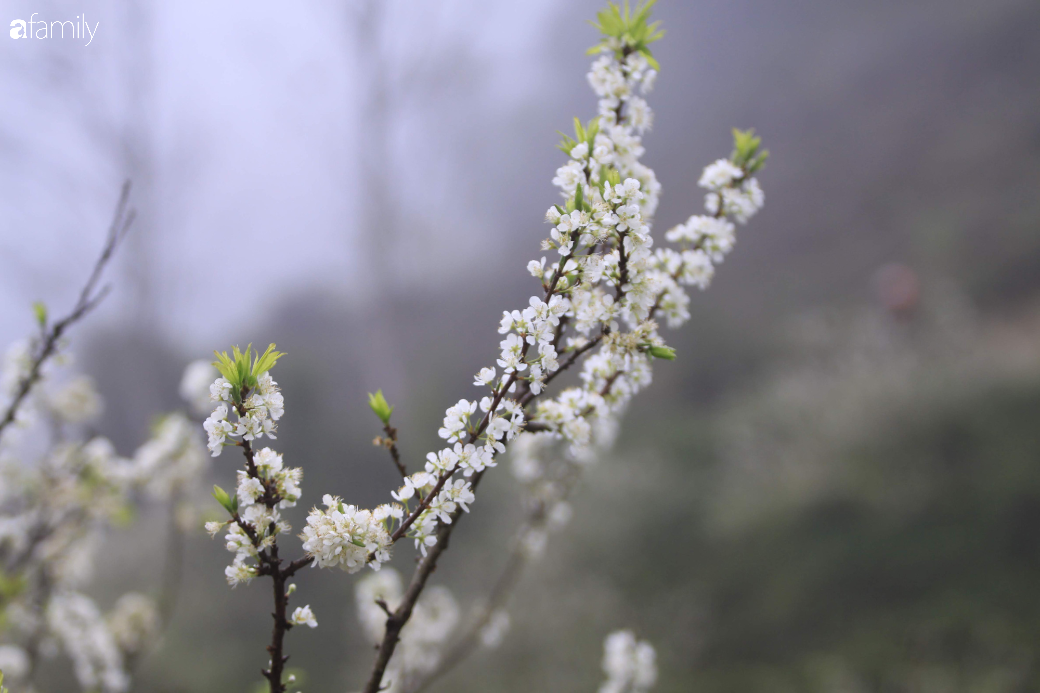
[212,485,236,515]
[588,0,663,66]
[32,301,47,327]
[730,128,767,173]
[598,166,622,191]
[557,131,579,155]
[368,390,394,424]
[251,343,285,380]
[585,116,600,147]
[212,342,284,394]
[648,345,677,360]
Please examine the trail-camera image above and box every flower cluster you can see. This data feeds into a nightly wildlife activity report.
[211,444,303,587]
[193,5,770,690]
[598,630,658,693]
[202,347,311,589]
[47,592,128,693]
[299,494,392,573]
[204,370,284,456]
[343,2,769,584]
[133,412,208,498]
[0,350,208,693]
[526,77,767,463]
[359,12,769,690]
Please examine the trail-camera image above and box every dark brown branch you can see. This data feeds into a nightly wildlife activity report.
[378,423,408,479]
[408,507,544,693]
[360,80,688,691]
[0,182,134,442]
[360,232,585,693]
[232,427,304,693]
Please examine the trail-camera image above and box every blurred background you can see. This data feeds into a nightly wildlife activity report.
[3,0,1040,690]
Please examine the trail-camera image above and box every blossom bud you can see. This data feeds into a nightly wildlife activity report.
[368,390,394,424]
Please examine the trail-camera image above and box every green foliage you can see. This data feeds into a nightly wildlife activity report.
[587,0,664,70]
[32,301,47,328]
[0,570,26,603]
[731,128,769,174]
[648,345,677,360]
[367,389,394,425]
[212,343,285,398]
[599,166,622,189]
[0,670,7,693]
[212,484,238,516]
[557,116,601,156]
[109,501,136,528]
[565,182,593,215]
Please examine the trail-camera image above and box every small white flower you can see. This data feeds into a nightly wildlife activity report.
[209,377,233,402]
[527,256,548,279]
[289,605,318,628]
[237,474,265,507]
[473,366,496,387]
[698,158,743,191]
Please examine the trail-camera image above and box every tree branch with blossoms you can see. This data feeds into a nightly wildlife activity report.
[348,6,766,693]
[0,193,216,692]
[203,344,317,693]
[196,3,770,692]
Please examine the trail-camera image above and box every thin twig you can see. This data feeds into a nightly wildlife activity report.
[378,423,408,479]
[230,409,311,693]
[0,182,134,442]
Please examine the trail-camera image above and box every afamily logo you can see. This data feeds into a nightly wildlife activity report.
[9,13,99,46]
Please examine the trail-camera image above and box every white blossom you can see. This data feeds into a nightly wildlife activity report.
[301,495,392,573]
[437,399,476,442]
[47,592,128,693]
[107,593,159,657]
[698,158,743,190]
[479,609,511,649]
[473,366,496,387]
[179,359,217,414]
[289,605,318,628]
[48,375,103,424]
[237,473,265,507]
[203,404,232,456]
[598,630,657,693]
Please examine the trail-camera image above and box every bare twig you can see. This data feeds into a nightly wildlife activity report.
[0,182,135,442]
[377,423,408,479]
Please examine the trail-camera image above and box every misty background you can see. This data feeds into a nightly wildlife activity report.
[3,0,1040,691]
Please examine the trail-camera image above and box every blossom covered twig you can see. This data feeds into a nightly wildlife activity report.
[198,3,769,691]
[202,344,315,693]
[351,3,767,692]
[0,199,212,692]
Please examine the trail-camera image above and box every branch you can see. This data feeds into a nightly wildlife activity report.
[395,261,689,693]
[377,422,408,479]
[233,432,297,693]
[407,506,546,693]
[0,182,134,442]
